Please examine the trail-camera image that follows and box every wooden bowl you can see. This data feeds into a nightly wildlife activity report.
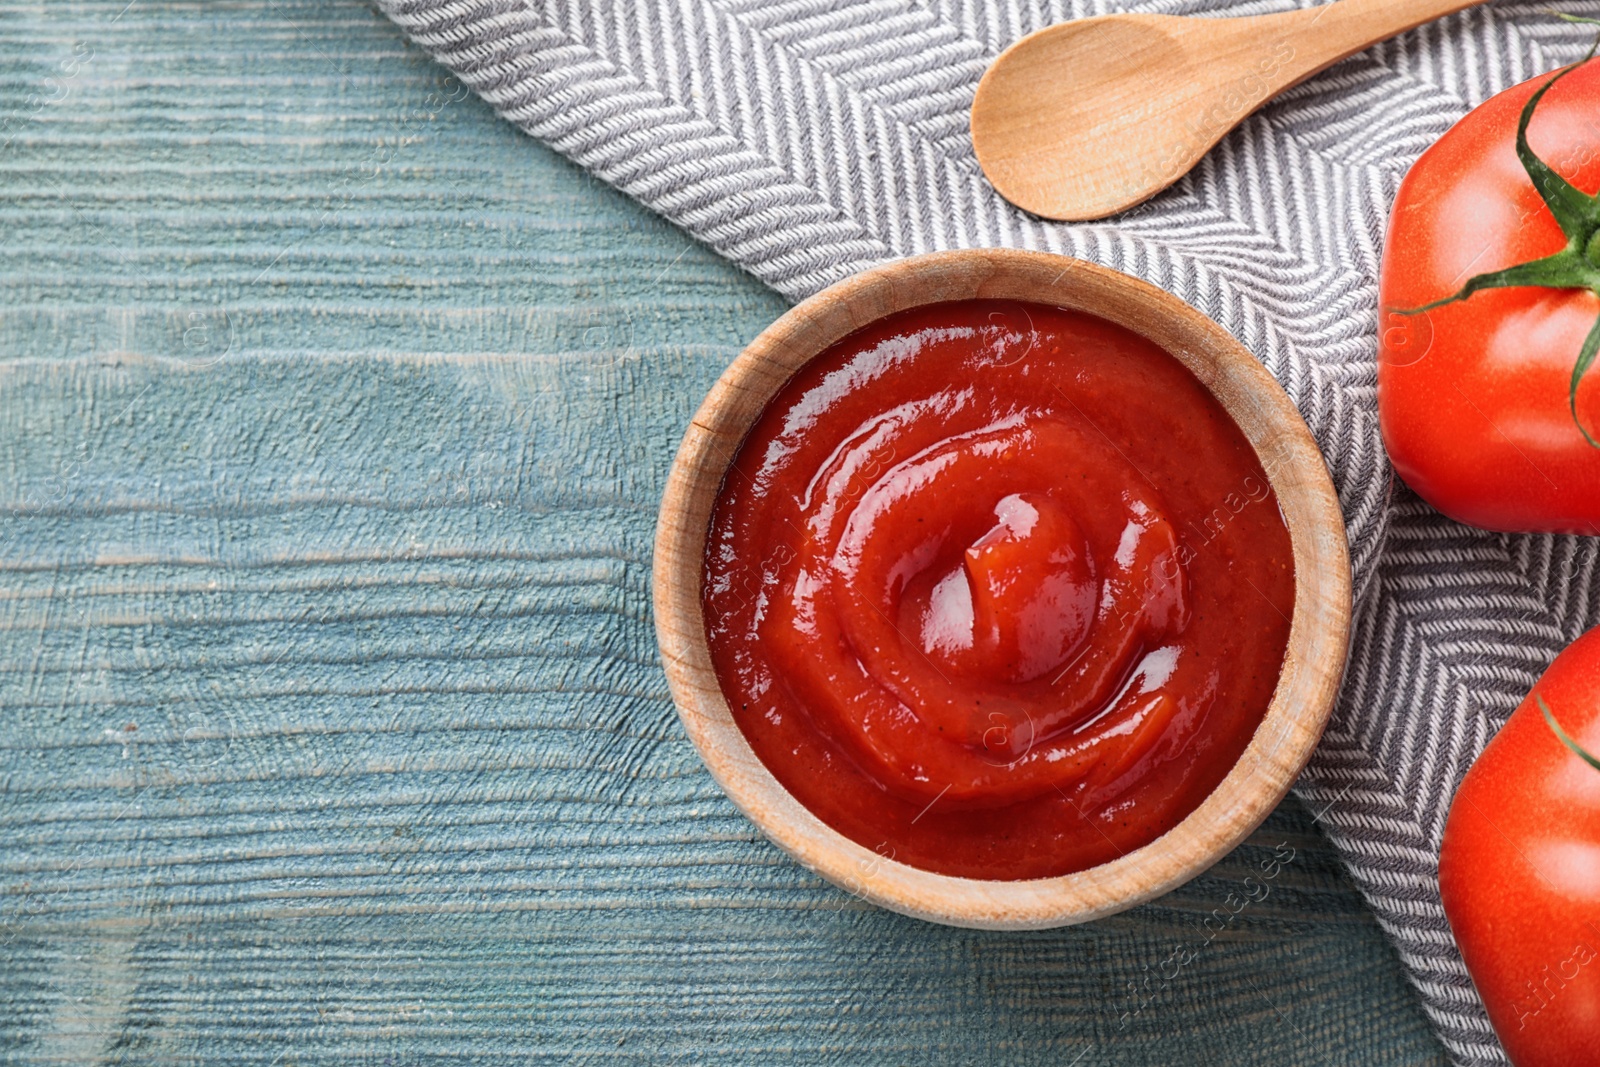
[653,249,1351,929]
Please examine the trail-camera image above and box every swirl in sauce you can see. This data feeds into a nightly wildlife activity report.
[704,301,1294,879]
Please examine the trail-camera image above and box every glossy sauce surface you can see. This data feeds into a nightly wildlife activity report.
[704,302,1294,879]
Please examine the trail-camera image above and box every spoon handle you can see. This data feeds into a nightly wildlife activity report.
[1271,0,1486,86]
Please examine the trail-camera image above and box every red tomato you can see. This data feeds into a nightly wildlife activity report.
[1378,58,1600,534]
[1438,626,1600,1066]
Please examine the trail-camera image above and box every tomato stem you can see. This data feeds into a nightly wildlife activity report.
[1397,27,1600,448]
[1537,694,1600,772]
[1573,317,1600,449]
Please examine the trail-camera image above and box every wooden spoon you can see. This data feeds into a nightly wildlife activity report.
[971,0,1485,221]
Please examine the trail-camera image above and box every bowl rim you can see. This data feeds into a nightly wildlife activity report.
[652,248,1352,930]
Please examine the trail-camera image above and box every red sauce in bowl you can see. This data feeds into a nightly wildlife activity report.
[703,301,1294,880]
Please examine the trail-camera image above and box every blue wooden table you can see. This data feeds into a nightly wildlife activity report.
[0,1,1448,1062]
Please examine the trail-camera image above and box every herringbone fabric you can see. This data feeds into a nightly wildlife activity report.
[371,0,1600,1060]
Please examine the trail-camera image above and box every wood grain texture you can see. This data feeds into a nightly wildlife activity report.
[0,1,1444,1063]
[970,0,1486,219]
[655,250,1351,929]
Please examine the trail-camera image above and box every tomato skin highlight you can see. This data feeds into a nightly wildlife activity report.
[1438,627,1600,1067]
[1378,63,1600,534]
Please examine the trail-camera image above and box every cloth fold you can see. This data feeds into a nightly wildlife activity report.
[374,0,1600,1060]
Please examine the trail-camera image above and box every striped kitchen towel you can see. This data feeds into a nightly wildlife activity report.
[372,0,1600,1061]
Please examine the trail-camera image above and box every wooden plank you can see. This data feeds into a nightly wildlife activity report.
[0,1,1446,1063]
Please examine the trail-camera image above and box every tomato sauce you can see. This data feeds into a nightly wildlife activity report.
[703,301,1294,880]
